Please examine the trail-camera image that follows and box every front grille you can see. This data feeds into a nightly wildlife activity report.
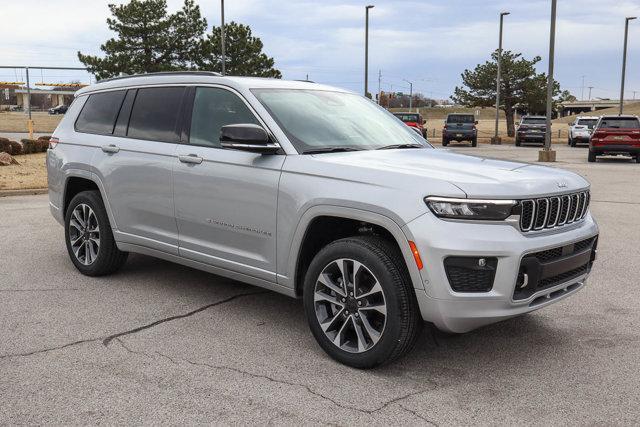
[519,190,590,232]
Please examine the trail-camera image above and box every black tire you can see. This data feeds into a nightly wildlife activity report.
[64,190,128,276]
[515,137,521,147]
[588,149,596,163]
[442,138,449,147]
[303,236,422,369]
[635,154,640,163]
[567,135,572,145]
[570,138,576,147]
[471,138,478,147]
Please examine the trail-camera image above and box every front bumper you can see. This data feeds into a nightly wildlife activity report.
[402,211,599,333]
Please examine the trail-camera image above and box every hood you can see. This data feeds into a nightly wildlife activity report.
[311,148,589,199]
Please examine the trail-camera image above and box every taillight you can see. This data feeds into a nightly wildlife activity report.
[49,137,59,149]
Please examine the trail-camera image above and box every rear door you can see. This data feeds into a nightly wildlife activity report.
[91,86,185,254]
[172,86,285,282]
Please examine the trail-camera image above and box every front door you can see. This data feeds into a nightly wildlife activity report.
[173,86,284,282]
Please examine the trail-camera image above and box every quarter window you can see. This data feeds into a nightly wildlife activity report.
[75,90,126,135]
[127,87,185,142]
[189,87,259,148]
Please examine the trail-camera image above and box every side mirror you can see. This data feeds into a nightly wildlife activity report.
[516,121,520,126]
[423,119,427,125]
[474,120,479,124]
[220,124,279,154]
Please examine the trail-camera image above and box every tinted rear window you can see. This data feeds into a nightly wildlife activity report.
[394,114,420,122]
[599,118,640,129]
[75,90,126,134]
[522,117,546,125]
[447,115,474,123]
[576,119,598,128]
[127,87,185,142]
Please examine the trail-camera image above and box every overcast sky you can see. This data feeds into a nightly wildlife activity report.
[2,0,639,101]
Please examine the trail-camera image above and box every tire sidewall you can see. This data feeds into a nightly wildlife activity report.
[64,191,113,275]
[303,239,407,368]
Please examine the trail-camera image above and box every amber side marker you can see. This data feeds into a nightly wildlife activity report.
[408,241,424,270]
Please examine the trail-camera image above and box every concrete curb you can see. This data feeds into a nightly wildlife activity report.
[0,188,48,197]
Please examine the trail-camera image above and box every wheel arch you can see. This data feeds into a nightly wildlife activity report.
[285,206,424,298]
[62,172,118,230]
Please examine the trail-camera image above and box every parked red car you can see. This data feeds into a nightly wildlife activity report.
[393,112,426,137]
[589,115,640,163]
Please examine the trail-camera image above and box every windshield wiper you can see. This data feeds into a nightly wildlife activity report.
[302,147,364,154]
[376,143,424,150]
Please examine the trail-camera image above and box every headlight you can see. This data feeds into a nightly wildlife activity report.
[425,196,516,220]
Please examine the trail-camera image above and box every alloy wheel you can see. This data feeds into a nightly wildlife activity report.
[68,203,100,266]
[313,258,387,353]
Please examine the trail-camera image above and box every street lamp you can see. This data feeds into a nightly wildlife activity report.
[221,0,226,76]
[364,5,374,98]
[540,0,557,162]
[403,79,413,111]
[492,11,510,145]
[620,16,636,115]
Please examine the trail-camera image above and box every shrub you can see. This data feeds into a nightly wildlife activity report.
[38,139,49,152]
[21,139,38,154]
[38,135,51,142]
[0,138,10,153]
[9,141,22,155]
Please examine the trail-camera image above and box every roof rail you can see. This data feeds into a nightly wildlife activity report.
[96,71,223,84]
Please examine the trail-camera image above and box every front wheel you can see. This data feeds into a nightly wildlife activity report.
[303,236,422,368]
[65,190,128,276]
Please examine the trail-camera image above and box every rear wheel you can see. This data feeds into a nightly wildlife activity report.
[442,138,449,147]
[635,154,640,163]
[65,190,128,276]
[588,150,597,163]
[303,236,422,369]
[471,138,478,147]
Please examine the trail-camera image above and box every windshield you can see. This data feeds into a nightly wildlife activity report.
[252,89,429,152]
[522,117,546,125]
[447,115,474,124]
[577,119,597,128]
[599,117,640,129]
[394,113,420,122]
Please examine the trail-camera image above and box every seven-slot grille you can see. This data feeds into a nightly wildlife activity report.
[519,191,590,232]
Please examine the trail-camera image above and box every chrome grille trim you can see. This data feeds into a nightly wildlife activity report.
[519,191,590,233]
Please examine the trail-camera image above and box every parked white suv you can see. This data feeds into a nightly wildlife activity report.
[568,116,599,147]
[46,72,599,368]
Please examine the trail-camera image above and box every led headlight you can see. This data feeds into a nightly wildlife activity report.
[425,196,516,220]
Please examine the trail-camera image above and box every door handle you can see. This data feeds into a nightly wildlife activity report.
[178,154,203,164]
[101,144,120,154]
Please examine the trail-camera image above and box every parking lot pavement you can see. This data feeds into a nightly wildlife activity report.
[1,144,639,424]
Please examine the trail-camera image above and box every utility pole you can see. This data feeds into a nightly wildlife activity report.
[492,11,510,145]
[540,0,557,162]
[581,75,586,100]
[403,79,413,111]
[377,69,382,105]
[588,86,594,100]
[221,0,226,76]
[620,16,636,115]
[364,5,374,98]
[633,90,638,100]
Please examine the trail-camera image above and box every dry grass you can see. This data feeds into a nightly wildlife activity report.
[0,152,47,190]
[0,111,63,133]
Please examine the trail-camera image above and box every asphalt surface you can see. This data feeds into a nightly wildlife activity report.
[1,144,639,424]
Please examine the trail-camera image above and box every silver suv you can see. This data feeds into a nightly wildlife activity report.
[47,72,599,368]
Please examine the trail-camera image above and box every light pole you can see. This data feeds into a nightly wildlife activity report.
[492,11,510,145]
[588,86,594,100]
[540,0,557,162]
[221,0,226,76]
[364,5,374,98]
[403,79,413,111]
[619,16,636,115]
[581,75,586,100]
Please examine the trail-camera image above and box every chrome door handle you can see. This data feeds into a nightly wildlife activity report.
[101,144,120,153]
[178,154,203,164]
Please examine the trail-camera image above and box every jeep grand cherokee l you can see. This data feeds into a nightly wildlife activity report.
[516,116,547,146]
[568,116,598,147]
[47,72,599,368]
[588,115,640,163]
